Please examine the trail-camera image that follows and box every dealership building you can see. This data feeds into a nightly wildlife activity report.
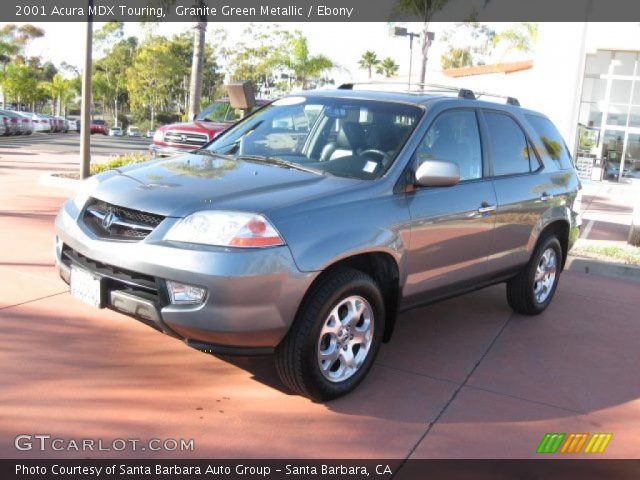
[425,23,640,182]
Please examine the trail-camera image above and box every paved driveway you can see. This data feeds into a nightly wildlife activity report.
[1,146,639,459]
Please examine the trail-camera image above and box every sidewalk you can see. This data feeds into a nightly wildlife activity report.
[1,152,640,460]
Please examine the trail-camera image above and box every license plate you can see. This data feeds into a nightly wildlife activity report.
[70,266,102,308]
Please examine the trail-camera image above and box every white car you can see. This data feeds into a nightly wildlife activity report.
[17,112,51,133]
[67,119,78,132]
[126,126,141,137]
[108,127,123,136]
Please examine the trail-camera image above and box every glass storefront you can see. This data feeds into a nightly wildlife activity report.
[578,50,640,181]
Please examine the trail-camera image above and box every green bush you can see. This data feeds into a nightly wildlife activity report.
[91,153,152,175]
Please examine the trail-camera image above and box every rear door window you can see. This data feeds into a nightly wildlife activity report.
[484,111,534,176]
[525,114,573,169]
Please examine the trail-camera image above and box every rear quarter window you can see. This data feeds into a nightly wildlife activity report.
[525,114,574,170]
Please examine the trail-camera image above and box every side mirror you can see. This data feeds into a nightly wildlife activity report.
[415,159,460,187]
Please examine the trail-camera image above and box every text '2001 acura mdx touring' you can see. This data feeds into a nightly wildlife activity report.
[55,85,581,401]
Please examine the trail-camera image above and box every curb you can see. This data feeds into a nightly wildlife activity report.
[566,255,640,283]
[39,172,81,191]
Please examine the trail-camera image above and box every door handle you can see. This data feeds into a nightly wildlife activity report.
[540,192,553,202]
[478,202,496,214]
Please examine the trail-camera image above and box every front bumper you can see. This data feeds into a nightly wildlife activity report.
[55,200,316,352]
[149,143,198,158]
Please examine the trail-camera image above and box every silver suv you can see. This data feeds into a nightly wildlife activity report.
[55,85,581,401]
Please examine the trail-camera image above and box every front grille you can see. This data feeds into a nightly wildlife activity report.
[163,130,209,147]
[82,198,165,241]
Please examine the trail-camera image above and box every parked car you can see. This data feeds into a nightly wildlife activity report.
[55,86,581,401]
[126,126,141,137]
[90,119,108,135]
[0,113,13,135]
[67,119,78,132]
[0,116,6,136]
[108,126,123,136]
[146,130,155,138]
[56,117,69,133]
[149,98,270,157]
[28,113,52,133]
[0,110,25,135]
[10,111,35,135]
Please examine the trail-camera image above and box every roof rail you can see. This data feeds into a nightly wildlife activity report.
[336,81,520,106]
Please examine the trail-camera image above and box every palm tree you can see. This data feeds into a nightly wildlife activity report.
[376,58,400,78]
[188,20,207,120]
[395,0,450,84]
[285,35,333,90]
[358,51,380,79]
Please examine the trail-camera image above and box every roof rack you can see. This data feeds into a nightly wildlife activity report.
[337,81,520,107]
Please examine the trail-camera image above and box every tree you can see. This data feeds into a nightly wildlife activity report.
[127,38,181,128]
[358,51,380,79]
[492,22,538,57]
[440,47,473,69]
[376,57,400,78]
[223,24,292,94]
[188,21,207,120]
[1,63,37,106]
[284,34,333,89]
[395,0,450,83]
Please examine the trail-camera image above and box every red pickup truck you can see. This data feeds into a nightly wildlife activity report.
[149,98,269,158]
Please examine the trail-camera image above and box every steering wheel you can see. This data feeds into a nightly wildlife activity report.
[360,148,392,165]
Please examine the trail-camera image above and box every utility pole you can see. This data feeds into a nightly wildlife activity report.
[80,0,93,179]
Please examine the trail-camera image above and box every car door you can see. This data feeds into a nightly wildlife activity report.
[478,109,548,274]
[402,108,497,308]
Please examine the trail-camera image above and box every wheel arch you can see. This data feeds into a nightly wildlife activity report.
[294,251,402,343]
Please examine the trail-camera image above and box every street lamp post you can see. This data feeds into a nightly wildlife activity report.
[392,26,421,89]
[79,0,94,179]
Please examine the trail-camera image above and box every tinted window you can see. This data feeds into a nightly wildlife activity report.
[526,114,573,169]
[484,112,532,176]
[414,110,482,181]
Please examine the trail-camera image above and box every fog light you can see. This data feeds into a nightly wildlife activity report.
[166,280,207,305]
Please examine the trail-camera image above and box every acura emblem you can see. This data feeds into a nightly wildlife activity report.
[101,211,118,230]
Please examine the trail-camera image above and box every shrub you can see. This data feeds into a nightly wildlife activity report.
[91,152,152,175]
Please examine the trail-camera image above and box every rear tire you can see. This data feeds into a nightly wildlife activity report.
[276,267,385,401]
[506,236,562,315]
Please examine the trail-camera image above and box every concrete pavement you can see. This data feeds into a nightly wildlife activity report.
[1,145,639,460]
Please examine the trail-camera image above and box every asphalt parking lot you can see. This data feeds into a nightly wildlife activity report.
[1,139,639,460]
[0,132,149,158]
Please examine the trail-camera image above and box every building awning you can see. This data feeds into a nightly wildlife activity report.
[443,60,534,78]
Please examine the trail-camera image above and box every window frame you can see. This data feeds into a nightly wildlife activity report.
[477,108,543,179]
[409,107,488,186]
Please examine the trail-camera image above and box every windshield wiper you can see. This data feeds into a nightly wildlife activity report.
[236,155,326,176]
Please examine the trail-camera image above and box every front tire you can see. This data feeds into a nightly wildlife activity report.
[506,236,562,315]
[276,268,385,401]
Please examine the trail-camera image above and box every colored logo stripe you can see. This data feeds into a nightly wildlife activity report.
[537,433,566,453]
[538,433,613,454]
[560,433,589,453]
[584,433,613,453]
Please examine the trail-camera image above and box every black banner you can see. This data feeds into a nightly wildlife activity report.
[3,460,640,480]
[6,0,640,22]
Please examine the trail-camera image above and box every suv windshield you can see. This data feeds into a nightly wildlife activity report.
[205,96,422,180]
[197,101,248,123]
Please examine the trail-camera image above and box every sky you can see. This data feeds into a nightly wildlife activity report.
[16,21,489,83]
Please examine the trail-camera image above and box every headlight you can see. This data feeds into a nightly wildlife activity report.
[153,130,164,142]
[165,211,285,248]
[72,176,98,210]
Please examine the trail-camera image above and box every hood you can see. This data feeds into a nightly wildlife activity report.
[159,120,230,135]
[91,153,361,218]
